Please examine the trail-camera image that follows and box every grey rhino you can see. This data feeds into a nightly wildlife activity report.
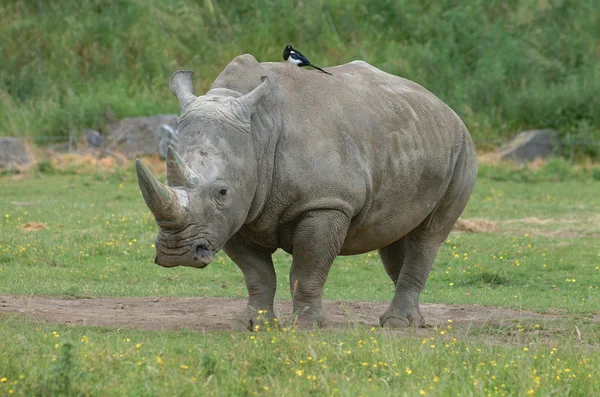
[136,54,477,329]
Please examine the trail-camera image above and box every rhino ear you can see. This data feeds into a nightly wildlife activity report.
[234,75,272,119]
[169,70,196,111]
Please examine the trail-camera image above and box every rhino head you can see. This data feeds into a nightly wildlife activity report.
[135,70,271,268]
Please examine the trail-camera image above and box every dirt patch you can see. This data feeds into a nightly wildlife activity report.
[21,222,47,231]
[453,218,499,233]
[453,217,600,239]
[502,217,600,239]
[530,230,587,238]
[0,295,562,332]
[504,217,577,225]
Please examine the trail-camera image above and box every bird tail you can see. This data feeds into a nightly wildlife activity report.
[308,63,332,75]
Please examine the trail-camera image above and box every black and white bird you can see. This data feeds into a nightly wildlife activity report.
[283,45,332,75]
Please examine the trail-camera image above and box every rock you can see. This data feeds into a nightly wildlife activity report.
[104,115,178,158]
[157,124,179,159]
[85,129,104,148]
[0,138,33,169]
[499,130,561,163]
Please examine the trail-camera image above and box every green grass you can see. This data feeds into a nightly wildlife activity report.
[1,0,599,157]
[1,165,600,395]
[1,315,599,396]
[1,164,599,313]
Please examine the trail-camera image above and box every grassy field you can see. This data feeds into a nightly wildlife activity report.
[1,161,599,395]
[2,0,599,156]
[1,161,600,311]
[1,315,598,396]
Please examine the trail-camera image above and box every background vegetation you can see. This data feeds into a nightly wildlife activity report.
[1,0,599,155]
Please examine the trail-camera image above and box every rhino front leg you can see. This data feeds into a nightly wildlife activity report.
[289,210,349,327]
[224,234,277,331]
[378,237,407,285]
[379,232,442,328]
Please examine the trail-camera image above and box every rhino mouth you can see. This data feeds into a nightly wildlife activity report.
[154,239,216,269]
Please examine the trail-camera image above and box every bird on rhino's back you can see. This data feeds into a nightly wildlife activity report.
[135,54,477,330]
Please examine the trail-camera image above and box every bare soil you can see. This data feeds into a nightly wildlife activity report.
[0,295,564,332]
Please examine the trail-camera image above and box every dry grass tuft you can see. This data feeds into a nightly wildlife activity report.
[528,157,548,170]
[477,152,502,164]
[140,155,167,175]
[50,152,123,173]
[453,218,499,233]
[21,222,47,231]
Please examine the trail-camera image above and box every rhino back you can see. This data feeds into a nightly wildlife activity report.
[211,56,473,254]
[252,61,470,253]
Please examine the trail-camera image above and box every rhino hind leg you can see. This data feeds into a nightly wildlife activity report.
[380,139,477,329]
[223,234,277,331]
[379,231,441,328]
[379,209,469,328]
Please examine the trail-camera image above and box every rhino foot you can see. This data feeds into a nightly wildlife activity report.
[379,310,423,329]
[289,303,325,330]
[290,315,324,330]
[234,306,277,332]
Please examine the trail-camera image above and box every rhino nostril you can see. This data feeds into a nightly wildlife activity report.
[195,243,212,260]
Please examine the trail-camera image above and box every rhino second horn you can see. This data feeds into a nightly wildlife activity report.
[135,159,188,226]
[169,70,196,111]
[166,146,201,187]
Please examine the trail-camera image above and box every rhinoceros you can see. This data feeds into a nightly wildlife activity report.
[135,54,477,329]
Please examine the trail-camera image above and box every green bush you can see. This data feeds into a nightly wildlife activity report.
[34,160,55,175]
[478,157,600,182]
[1,0,598,156]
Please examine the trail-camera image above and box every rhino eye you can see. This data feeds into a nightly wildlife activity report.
[219,188,228,196]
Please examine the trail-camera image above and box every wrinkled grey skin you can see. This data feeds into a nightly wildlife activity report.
[136,54,477,330]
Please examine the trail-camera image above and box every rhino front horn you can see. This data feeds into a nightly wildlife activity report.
[135,159,189,227]
[166,146,201,188]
